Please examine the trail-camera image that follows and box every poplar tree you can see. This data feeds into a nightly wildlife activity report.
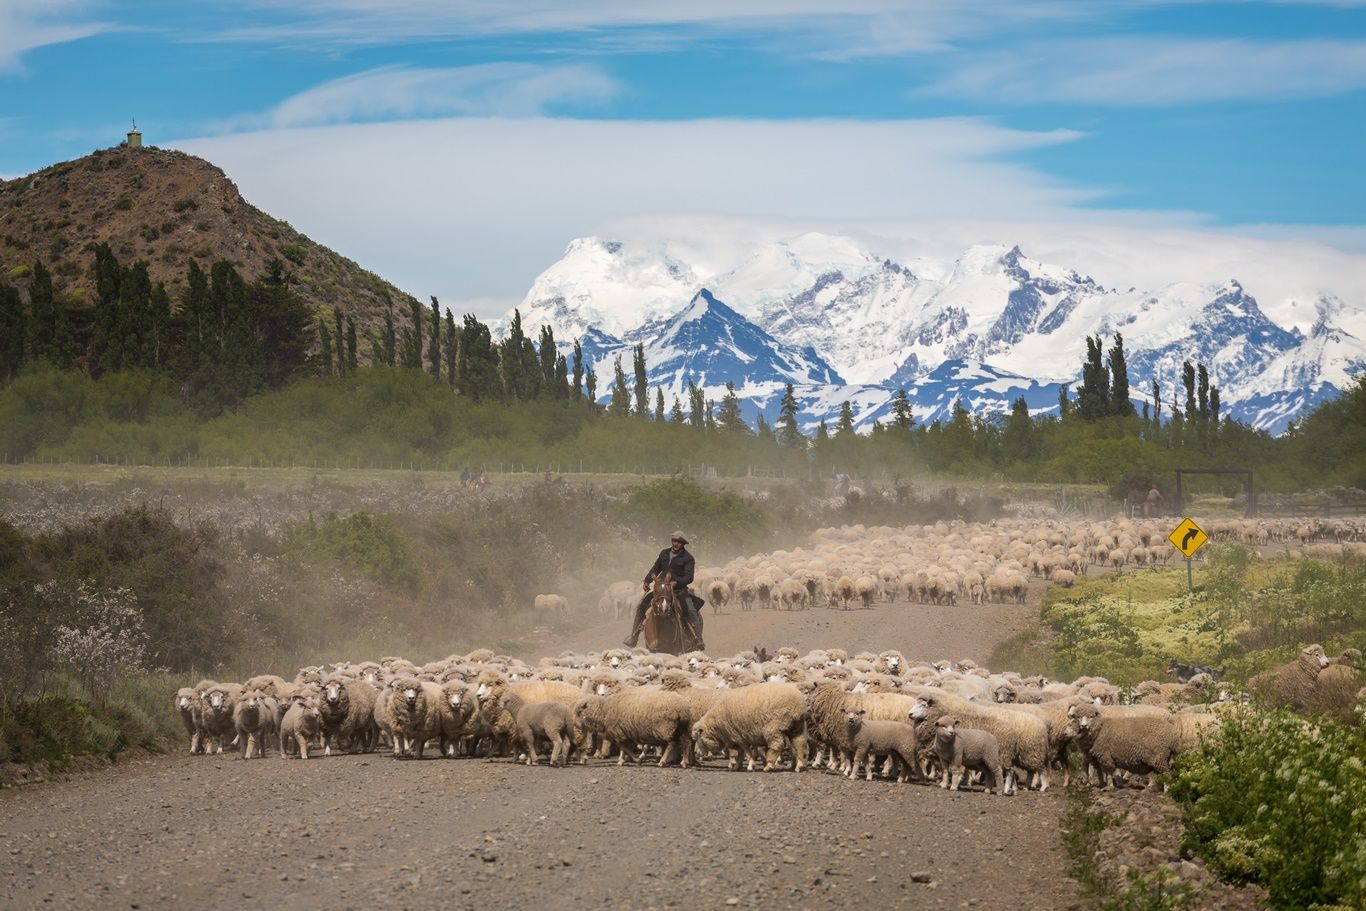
[554,353,569,398]
[346,316,358,372]
[585,366,598,408]
[1078,335,1110,421]
[655,387,665,422]
[717,381,749,433]
[0,280,24,380]
[381,294,397,366]
[1197,363,1210,421]
[571,341,584,399]
[687,381,705,429]
[404,297,423,369]
[609,356,631,416]
[456,314,500,399]
[444,310,457,388]
[333,307,346,376]
[1183,361,1197,425]
[318,321,334,376]
[428,297,442,378]
[777,383,804,448]
[538,325,557,394]
[1107,332,1133,416]
[632,343,648,419]
[27,260,62,365]
[670,396,684,423]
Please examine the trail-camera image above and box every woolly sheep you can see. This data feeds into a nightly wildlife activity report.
[1065,703,1179,790]
[534,594,569,614]
[574,689,692,767]
[500,691,575,767]
[279,697,323,759]
[843,710,918,782]
[389,677,444,759]
[233,690,279,759]
[1250,643,1331,712]
[933,716,1003,793]
[201,683,243,754]
[909,691,1049,794]
[692,682,809,772]
[706,580,731,614]
[174,687,202,754]
[319,677,378,756]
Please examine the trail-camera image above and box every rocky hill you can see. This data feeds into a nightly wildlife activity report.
[0,145,416,336]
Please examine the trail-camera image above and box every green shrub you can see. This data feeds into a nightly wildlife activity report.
[1170,710,1366,910]
[284,511,419,594]
[614,475,766,548]
[279,244,307,265]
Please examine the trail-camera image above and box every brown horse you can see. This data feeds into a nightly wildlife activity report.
[643,572,702,655]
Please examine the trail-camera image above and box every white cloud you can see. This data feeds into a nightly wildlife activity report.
[172,116,1090,303]
[923,37,1366,104]
[220,63,619,131]
[0,0,106,72]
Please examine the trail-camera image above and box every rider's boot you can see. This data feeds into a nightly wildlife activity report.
[622,618,644,648]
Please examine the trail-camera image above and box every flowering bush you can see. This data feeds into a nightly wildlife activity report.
[48,581,149,699]
[1169,710,1366,911]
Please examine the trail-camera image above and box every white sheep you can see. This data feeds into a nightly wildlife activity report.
[692,682,809,772]
[933,716,1003,793]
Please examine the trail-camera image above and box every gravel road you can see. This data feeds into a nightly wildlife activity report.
[0,588,1080,911]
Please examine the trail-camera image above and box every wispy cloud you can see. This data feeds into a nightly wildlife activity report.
[0,0,107,72]
[218,63,620,131]
[172,116,1090,303]
[922,37,1366,104]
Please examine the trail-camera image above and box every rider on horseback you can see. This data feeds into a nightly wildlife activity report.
[623,531,705,651]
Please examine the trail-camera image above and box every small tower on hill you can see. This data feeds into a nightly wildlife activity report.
[125,119,142,149]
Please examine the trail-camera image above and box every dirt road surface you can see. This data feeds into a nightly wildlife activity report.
[0,588,1080,911]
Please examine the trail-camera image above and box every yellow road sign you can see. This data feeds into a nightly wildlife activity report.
[1168,517,1209,559]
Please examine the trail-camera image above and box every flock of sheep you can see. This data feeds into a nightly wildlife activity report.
[176,515,1364,792]
[173,640,1364,795]
[585,515,1364,620]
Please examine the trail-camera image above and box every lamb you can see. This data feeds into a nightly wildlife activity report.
[806,683,924,775]
[279,697,323,759]
[1307,649,1363,723]
[1065,702,1180,790]
[1249,643,1331,712]
[318,676,378,756]
[692,682,809,772]
[574,689,692,767]
[233,690,279,759]
[500,691,575,767]
[534,593,569,614]
[933,716,1004,793]
[909,692,1050,794]
[843,710,918,782]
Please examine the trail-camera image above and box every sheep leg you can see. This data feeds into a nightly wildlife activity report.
[850,747,867,780]
[950,768,964,791]
[298,734,310,760]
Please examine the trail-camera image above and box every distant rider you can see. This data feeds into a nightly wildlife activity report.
[622,531,705,651]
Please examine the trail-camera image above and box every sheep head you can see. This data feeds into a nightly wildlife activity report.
[175,687,196,710]
[323,678,349,708]
[1303,644,1330,669]
[934,716,959,740]
[908,695,939,721]
[843,710,866,735]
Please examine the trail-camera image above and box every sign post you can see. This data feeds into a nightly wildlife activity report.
[1167,517,1210,592]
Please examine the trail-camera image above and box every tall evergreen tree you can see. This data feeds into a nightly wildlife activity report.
[585,366,598,408]
[333,307,346,376]
[428,297,442,378]
[346,316,358,372]
[456,314,501,399]
[777,383,804,448]
[1002,396,1036,461]
[1142,400,1149,422]
[92,246,121,373]
[716,381,749,433]
[554,354,569,398]
[1057,384,1071,420]
[1197,363,1210,421]
[1151,379,1162,426]
[608,356,631,416]
[655,387,665,422]
[251,262,314,390]
[632,343,649,419]
[1078,335,1110,420]
[705,399,717,433]
[687,381,705,429]
[381,294,397,367]
[0,280,24,380]
[182,259,209,372]
[1210,386,1221,427]
[404,297,424,369]
[835,401,855,438]
[1107,332,1133,416]
[318,321,334,376]
[27,260,59,364]
[756,413,776,443]
[814,419,829,442]
[670,396,685,423]
[890,388,913,432]
[148,281,171,370]
[444,310,457,388]
[1183,360,1197,424]
[537,325,558,393]
[571,341,584,399]
[498,309,540,400]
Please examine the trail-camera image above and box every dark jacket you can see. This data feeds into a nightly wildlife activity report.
[645,546,694,590]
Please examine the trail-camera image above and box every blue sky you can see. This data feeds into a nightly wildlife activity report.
[2,1,1364,313]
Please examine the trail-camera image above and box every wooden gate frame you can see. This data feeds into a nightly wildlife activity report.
[1173,468,1256,518]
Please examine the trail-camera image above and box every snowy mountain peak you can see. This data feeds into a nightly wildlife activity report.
[506,231,1365,435]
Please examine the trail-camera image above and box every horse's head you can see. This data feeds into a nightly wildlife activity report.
[651,572,675,611]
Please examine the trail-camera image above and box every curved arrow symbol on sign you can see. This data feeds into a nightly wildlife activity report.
[1181,528,1198,550]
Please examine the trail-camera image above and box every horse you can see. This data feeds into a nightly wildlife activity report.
[643,572,702,656]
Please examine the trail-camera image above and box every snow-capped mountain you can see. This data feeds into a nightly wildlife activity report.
[505,234,1366,435]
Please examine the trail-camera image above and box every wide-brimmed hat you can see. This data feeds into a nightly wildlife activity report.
[670,531,689,544]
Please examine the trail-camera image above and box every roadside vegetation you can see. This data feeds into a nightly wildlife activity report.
[995,547,1366,911]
